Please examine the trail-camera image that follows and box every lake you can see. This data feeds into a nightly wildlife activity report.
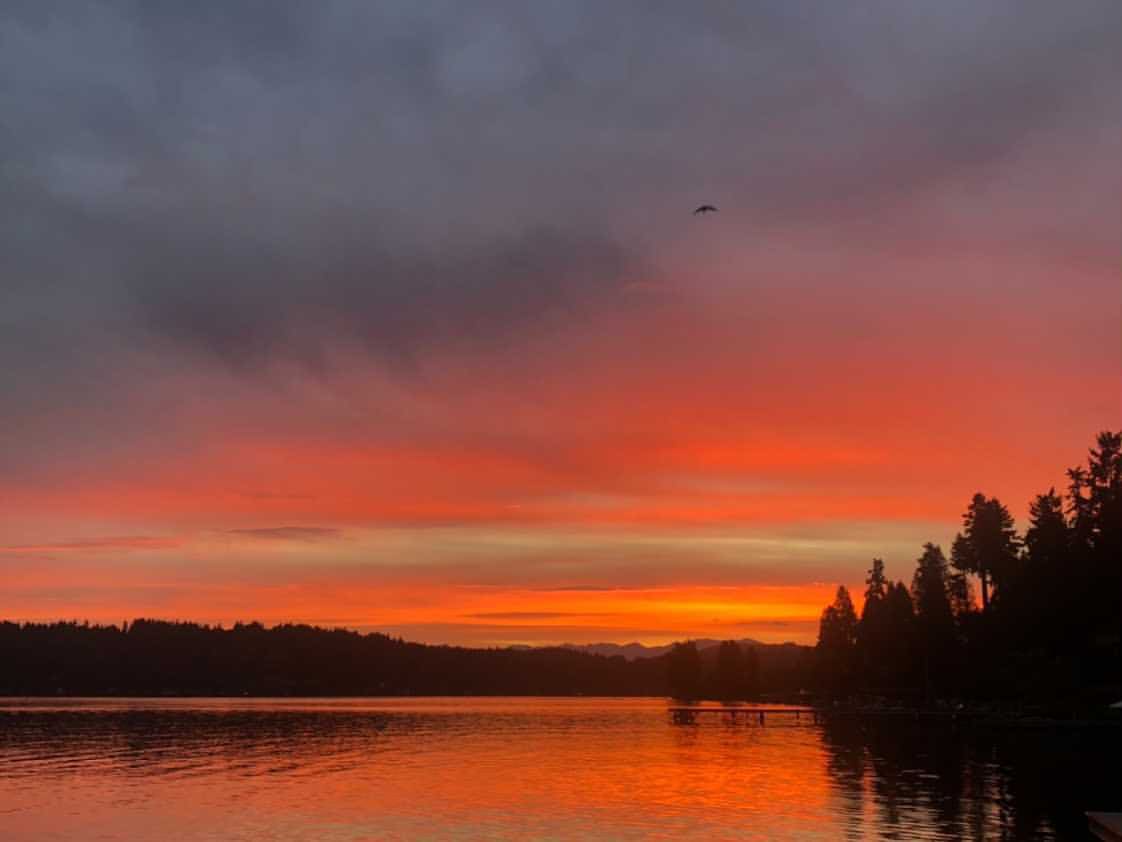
[1,698,1118,840]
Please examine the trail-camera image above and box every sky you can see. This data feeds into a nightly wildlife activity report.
[2,1,1119,646]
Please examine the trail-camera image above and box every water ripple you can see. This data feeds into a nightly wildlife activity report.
[0,698,1117,840]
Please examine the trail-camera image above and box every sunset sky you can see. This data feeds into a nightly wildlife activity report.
[3,1,1119,646]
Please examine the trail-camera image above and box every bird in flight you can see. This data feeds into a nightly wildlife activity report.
[693,204,718,215]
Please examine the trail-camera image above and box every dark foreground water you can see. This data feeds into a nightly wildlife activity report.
[1,698,1118,840]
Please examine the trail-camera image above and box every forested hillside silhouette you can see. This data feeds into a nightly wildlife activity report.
[0,619,812,697]
[0,621,670,696]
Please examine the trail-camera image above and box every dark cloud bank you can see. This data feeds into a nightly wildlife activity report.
[2,1,1118,467]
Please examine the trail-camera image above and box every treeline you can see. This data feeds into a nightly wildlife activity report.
[665,639,812,699]
[0,618,815,698]
[0,619,816,700]
[813,431,1121,704]
[0,620,669,696]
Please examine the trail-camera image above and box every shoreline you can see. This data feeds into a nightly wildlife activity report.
[1,693,1119,728]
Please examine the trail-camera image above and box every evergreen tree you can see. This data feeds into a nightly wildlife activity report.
[1065,432,1122,657]
[864,558,888,604]
[911,543,957,698]
[857,559,889,686]
[1067,431,1121,565]
[1024,489,1068,567]
[952,494,1020,612]
[667,641,702,699]
[816,586,859,692]
[946,568,976,619]
[1016,488,1071,647]
[715,640,746,699]
[912,544,953,623]
[882,582,916,688]
[743,645,761,697]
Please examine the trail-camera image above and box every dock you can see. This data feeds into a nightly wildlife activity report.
[668,706,817,724]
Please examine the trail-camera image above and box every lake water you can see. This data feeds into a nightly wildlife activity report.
[1,698,1118,840]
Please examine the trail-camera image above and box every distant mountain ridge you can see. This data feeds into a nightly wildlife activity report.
[554,638,774,661]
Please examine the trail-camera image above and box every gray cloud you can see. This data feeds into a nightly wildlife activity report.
[1,0,1118,474]
[129,221,636,369]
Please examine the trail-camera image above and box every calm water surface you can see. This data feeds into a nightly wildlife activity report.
[1,698,1117,840]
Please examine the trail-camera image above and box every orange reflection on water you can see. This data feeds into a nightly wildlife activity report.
[1,697,1097,840]
[0,699,839,840]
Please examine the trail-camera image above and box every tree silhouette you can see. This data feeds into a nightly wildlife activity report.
[1024,488,1069,571]
[816,586,859,692]
[911,544,957,700]
[1016,488,1071,649]
[810,429,1120,703]
[864,558,888,604]
[882,582,916,690]
[1067,431,1122,556]
[912,545,953,628]
[1065,431,1122,670]
[715,640,746,699]
[952,494,1019,612]
[743,644,761,697]
[667,641,703,699]
[945,553,976,620]
[857,559,889,688]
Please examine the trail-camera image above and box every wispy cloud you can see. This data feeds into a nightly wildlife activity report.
[1,536,181,554]
[227,527,343,542]
[465,611,612,621]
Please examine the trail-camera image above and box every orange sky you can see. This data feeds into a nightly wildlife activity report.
[4,249,1116,644]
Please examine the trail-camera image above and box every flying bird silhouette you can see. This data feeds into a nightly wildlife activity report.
[693,204,718,215]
